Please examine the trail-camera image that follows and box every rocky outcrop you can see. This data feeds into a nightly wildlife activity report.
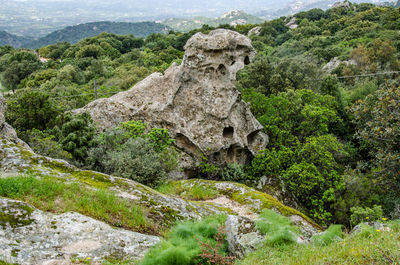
[285,16,298,29]
[248,26,262,36]
[0,198,160,264]
[74,29,268,175]
[332,1,351,9]
[225,215,264,258]
[322,57,357,73]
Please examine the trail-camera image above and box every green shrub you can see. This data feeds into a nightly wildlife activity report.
[53,112,97,164]
[256,209,299,246]
[221,163,247,182]
[104,137,169,187]
[312,224,343,246]
[87,120,178,187]
[350,205,383,225]
[23,129,72,161]
[141,215,232,265]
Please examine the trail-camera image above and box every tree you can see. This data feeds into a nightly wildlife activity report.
[5,89,61,132]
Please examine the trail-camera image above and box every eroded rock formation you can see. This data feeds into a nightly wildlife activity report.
[74,29,268,174]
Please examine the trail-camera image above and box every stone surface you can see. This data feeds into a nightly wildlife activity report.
[74,29,268,175]
[0,198,160,264]
[322,57,356,72]
[247,26,262,36]
[168,179,322,233]
[332,1,351,9]
[225,215,264,258]
[0,137,222,228]
[285,16,298,29]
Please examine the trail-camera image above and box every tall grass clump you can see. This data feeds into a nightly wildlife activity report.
[312,224,343,246]
[141,215,233,265]
[256,209,299,246]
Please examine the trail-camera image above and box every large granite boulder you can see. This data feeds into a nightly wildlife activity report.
[74,29,268,175]
[0,198,160,264]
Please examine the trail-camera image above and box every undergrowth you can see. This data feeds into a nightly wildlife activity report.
[239,220,400,265]
[256,209,299,246]
[140,215,234,265]
[0,175,156,234]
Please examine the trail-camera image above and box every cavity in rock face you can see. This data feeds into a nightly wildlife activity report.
[74,29,268,174]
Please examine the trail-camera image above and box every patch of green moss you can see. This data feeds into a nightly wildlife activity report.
[169,179,322,230]
[10,249,20,258]
[71,171,116,189]
[0,202,34,228]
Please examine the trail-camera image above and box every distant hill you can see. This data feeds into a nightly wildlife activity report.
[0,31,33,48]
[25,21,170,49]
[164,10,263,32]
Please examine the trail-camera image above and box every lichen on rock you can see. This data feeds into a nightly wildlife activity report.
[0,197,160,264]
[73,29,268,175]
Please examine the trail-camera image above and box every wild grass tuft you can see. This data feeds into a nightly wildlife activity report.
[256,209,299,246]
[141,215,229,265]
[312,224,343,246]
[0,175,155,234]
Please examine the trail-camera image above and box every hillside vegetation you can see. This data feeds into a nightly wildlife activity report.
[164,10,263,32]
[1,2,400,264]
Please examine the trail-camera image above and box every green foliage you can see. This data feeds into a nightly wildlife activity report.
[5,89,61,132]
[312,224,344,246]
[103,137,169,187]
[23,129,72,161]
[53,112,97,164]
[350,205,383,225]
[87,120,177,187]
[256,209,299,246]
[220,163,248,182]
[141,215,229,265]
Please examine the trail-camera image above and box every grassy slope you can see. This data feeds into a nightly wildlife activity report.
[239,221,400,265]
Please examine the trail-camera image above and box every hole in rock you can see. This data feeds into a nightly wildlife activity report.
[217,64,227,75]
[247,131,258,145]
[223,127,234,138]
[244,56,250,65]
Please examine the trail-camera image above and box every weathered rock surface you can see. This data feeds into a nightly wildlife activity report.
[285,16,298,29]
[248,26,262,36]
[225,215,264,258]
[332,1,351,9]
[322,57,356,73]
[0,198,160,264]
[0,137,222,227]
[74,29,268,175]
[167,179,321,232]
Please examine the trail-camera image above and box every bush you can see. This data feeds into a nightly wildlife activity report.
[24,129,72,161]
[86,120,178,187]
[221,163,247,182]
[104,137,169,187]
[350,205,383,225]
